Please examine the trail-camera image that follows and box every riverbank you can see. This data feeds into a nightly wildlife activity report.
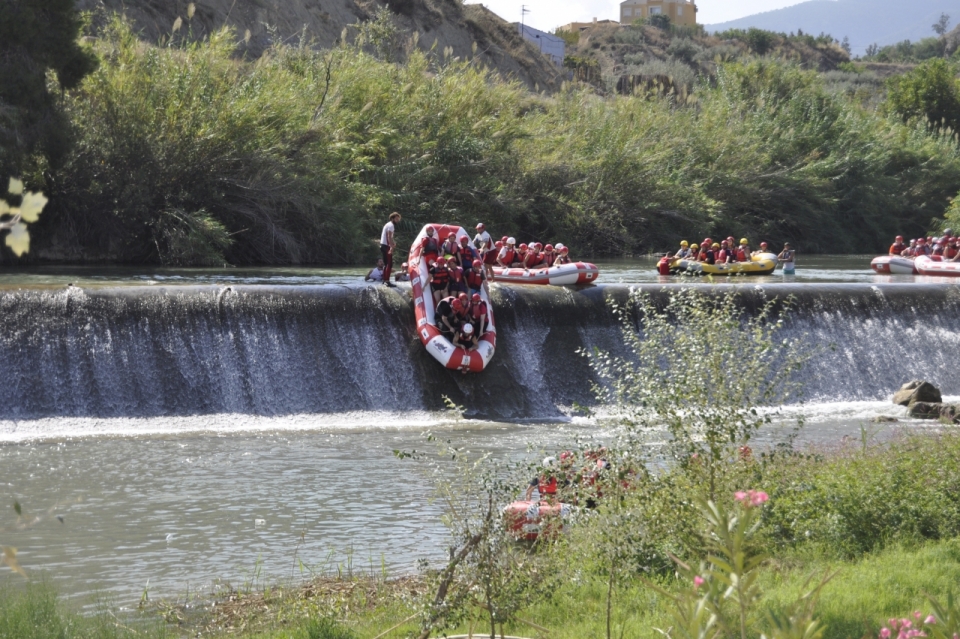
[6,429,960,638]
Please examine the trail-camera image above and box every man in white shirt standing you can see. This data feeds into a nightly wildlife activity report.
[473,222,494,281]
[380,212,401,288]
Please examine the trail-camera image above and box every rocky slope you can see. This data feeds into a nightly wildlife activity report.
[76,0,563,91]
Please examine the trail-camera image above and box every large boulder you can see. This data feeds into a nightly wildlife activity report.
[892,380,942,406]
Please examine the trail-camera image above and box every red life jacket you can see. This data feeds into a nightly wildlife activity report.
[539,476,558,495]
[421,236,439,257]
[471,300,488,321]
[543,253,556,267]
[499,248,516,265]
[524,252,540,268]
[736,247,747,261]
[430,265,450,286]
[890,243,905,255]
[466,269,484,289]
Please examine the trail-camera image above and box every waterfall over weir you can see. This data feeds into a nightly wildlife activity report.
[2,283,960,421]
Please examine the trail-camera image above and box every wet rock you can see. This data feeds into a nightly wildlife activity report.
[908,402,940,419]
[872,415,899,423]
[893,380,943,406]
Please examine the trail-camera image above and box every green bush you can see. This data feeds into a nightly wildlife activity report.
[884,58,960,136]
[299,616,358,639]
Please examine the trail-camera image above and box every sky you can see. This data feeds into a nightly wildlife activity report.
[464,0,810,31]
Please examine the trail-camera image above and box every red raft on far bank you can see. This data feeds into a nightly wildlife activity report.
[408,224,496,373]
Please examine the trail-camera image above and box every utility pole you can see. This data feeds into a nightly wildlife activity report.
[521,4,530,37]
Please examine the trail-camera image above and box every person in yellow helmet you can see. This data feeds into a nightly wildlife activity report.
[737,238,751,262]
[674,240,693,259]
[689,243,700,261]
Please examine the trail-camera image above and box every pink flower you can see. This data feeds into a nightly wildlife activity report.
[750,490,770,506]
[915,612,922,620]
[735,491,748,503]
[889,619,899,629]
[693,575,705,589]
[881,628,891,638]
[925,616,936,625]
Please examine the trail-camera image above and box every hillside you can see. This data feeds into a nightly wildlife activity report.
[75,0,563,91]
[706,0,957,56]
[563,21,850,94]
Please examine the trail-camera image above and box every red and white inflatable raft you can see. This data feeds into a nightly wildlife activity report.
[408,224,496,373]
[916,255,960,276]
[502,500,572,541]
[871,255,918,274]
[491,262,599,285]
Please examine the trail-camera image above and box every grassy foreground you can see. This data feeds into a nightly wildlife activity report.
[4,540,960,639]
[5,431,960,639]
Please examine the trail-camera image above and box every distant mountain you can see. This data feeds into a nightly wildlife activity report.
[706,0,957,55]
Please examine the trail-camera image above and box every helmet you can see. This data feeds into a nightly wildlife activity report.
[555,243,565,250]
[721,240,729,246]
[559,246,569,253]
[545,244,554,251]
[680,240,689,247]
[535,243,543,250]
[946,228,954,236]
[462,323,474,335]
[519,243,528,250]
[740,238,748,245]
[909,239,916,244]
[436,256,447,264]
[703,238,712,246]
[691,243,699,250]
[727,236,735,243]
[896,235,904,242]
[472,293,481,303]
[426,226,435,234]
[495,241,503,249]
[542,456,556,467]
[458,292,468,302]
[712,243,720,249]
[559,451,574,461]
[472,259,482,268]
[760,242,768,248]
[476,223,485,230]
[460,235,469,244]
[918,237,926,243]
[501,236,508,243]
[507,237,516,245]
[451,299,463,311]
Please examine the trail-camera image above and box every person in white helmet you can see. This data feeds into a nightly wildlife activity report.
[497,237,518,267]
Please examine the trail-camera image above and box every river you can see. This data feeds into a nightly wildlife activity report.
[0,256,956,605]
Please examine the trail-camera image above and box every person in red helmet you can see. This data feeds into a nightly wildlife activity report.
[698,238,716,264]
[717,240,735,264]
[470,292,489,336]
[466,259,486,295]
[442,232,462,268]
[448,260,467,296]
[513,243,529,267]
[554,244,571,265]
[523,243,542,269]
[947,236,959,260]
[435,295,460,339]
[889,236,906,255]
[916,237,930,256]
[497,238,517,267]
[759,241,769,253]
[542,244,556,267]
[428,257,451,304]
[459,235,480,264]
[419,226,440,266]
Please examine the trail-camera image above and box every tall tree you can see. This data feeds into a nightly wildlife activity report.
[884,58,960,136]
[0,0,98,176]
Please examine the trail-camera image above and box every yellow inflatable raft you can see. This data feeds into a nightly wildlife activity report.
[668,252,778,276]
